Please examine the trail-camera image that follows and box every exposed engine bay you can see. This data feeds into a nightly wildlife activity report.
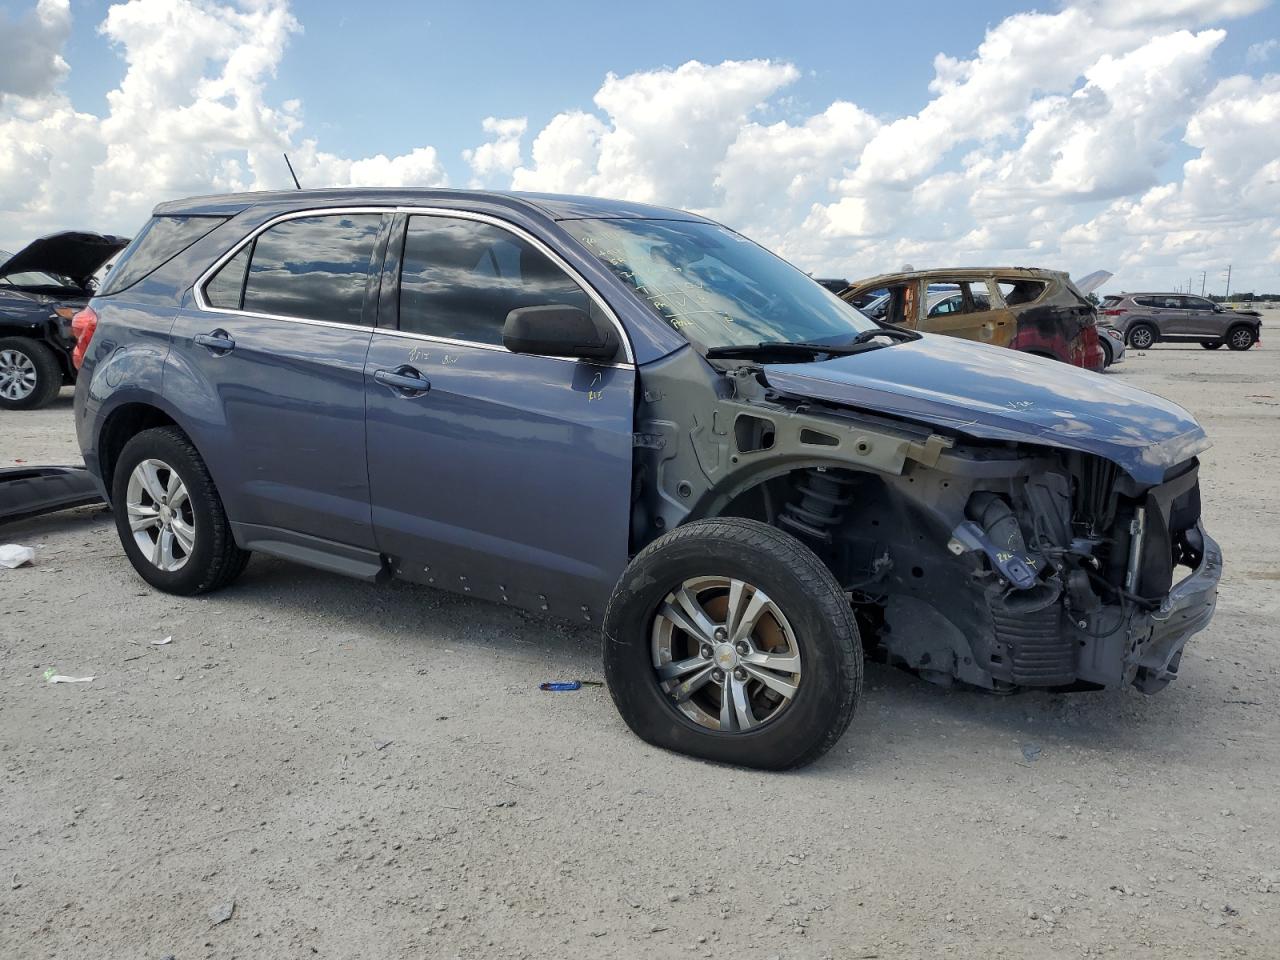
[631,346,1221,694]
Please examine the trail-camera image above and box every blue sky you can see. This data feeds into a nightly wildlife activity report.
[50,0,1271,185]
[4,0,1279,290]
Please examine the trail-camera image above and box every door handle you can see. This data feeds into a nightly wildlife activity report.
[194,330,235,355]
[374,366,431,397]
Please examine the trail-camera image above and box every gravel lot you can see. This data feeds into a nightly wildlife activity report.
[2,342,1278,960]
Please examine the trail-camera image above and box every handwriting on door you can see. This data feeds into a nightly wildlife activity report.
[408,347,458,365]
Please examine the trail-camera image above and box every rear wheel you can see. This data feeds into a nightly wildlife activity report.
[0,337,63,410]
[1201,341,1223,350]
[111,426,250,595]
[603,518,861,770]
[1099,338,1113,367]
[1227,326,1256,351]
[1127,324,1157,350]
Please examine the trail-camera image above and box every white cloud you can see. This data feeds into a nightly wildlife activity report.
[463,116,527,187]
[1247,37,1279,63]
[0,0,448,248]
[2,0,1278,295]
[0,0,71,99]
[512,59,799,209]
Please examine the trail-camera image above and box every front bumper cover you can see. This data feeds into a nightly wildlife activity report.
[1076,522,1221,692]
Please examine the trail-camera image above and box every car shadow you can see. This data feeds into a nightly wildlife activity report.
[6,506,1229,777]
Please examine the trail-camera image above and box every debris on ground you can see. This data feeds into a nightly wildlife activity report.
[1021,743,1043,762]
[152,635,173,646]
[539,680,604,691]
[0,544,35,568]
[373,739,393,751]
[207,900,235,926]
[44,670,94,684]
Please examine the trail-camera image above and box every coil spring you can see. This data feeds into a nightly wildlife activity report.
[778,469,856,543]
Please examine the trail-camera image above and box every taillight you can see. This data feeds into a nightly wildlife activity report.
[1100,308,1126,316]
[70,306,98,369]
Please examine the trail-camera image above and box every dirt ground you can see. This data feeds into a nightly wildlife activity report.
[2,342,1278,960]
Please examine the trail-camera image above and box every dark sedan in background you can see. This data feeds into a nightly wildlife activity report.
[0,231,128,409]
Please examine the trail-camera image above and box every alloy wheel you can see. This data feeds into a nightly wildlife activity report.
[1129,327,1154,349]
[1230,328,1253,349]
[0,349,37,401]
[651,576,802,732]
[126,458,195,571]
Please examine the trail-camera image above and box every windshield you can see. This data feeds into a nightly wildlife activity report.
[561,218,877,348]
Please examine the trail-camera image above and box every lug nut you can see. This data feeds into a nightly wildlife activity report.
[713,627,728,641]
[700,644,714,659]
[735,641,749,656]
[711,669,725,683]
[734,667,747,682]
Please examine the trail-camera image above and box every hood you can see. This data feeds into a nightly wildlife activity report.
[1073,269,1113,296]
[762,334,1207,484]
[0,231,129,289]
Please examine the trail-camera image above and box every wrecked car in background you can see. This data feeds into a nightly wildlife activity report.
[73,189,1220,769]
[838,267,1109,371]
[0,232,129,409]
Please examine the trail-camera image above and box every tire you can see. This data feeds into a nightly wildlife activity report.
[1227,326,1256,351]
[0,337,63,410]
[1201,341,1223,350]
[1127,324,1157,350]
[603,518,861,770]
[111,426,250,595]
[1099,338,1113,368]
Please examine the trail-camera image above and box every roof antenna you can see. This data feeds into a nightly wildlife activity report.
[283,152,302,190]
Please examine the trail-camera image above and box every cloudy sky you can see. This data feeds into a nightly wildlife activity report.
[1,0,1278,294]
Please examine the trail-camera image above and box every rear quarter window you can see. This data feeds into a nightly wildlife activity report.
[99,215,227,295]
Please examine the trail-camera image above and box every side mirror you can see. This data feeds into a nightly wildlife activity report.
[503,304,618,361]
[1213,304,1223,313]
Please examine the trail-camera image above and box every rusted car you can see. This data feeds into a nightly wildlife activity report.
[838,267,1107,371]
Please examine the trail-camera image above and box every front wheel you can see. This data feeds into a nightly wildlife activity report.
[1227,326,1256,351]
[0,337,63,410]
[603,518,861,770]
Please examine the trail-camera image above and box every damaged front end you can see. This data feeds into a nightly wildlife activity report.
[633,343,1221,696]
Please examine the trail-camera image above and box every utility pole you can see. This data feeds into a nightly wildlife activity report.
[1223,264,1232,300]
[1201,271,1206,296]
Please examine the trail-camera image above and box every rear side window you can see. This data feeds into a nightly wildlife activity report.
[208,214,384,326]
[397,215,589,345]
[996,279,1047,306]
[100,215,227,295]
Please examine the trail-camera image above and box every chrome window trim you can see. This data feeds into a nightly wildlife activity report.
[191,204,635,366]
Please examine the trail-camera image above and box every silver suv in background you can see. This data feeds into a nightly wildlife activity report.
[1101,293,1261,351]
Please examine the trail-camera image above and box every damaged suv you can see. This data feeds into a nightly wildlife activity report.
[74,190,1221,769]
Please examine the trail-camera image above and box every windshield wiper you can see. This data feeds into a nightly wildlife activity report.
[705,326,920,362]
[705,340,881,361]
[851,325,921,344]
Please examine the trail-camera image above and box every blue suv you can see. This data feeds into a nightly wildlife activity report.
[74,189,1221,769]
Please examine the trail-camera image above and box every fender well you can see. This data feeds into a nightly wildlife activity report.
[97,402,178,498]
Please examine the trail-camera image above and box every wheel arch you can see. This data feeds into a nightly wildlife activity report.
[96,400,183,501]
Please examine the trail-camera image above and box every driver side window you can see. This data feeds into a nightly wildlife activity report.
[398,215,590,345]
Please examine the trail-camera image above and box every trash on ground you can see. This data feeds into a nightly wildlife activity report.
[373,739,392,751]
[44,670,95,684]
[1021,743,1043,762]
[207,900,235,926]
[152,635,173,646]
[539,680,604,691]
[0,544,35,568]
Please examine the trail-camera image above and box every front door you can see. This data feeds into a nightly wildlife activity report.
[919,279,1013,347]
[167,211,388,550]
[364,211,636,619]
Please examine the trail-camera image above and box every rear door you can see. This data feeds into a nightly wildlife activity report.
[919,278,1013,347]
[1153,295,1188,335]
[167,210,388,551]
[363,210,636,618]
